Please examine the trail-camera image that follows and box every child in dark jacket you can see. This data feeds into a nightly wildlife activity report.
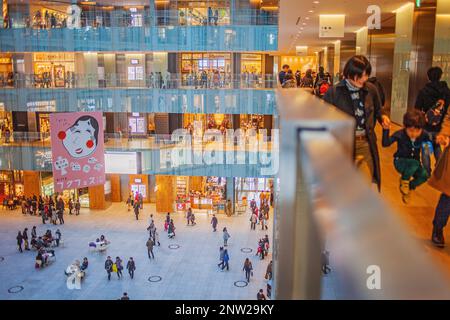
[382,110,431,203]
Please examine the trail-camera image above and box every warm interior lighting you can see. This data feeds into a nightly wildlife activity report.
[392,2,414,13]
[80,1,96,5]
[355,26,367,33]
[260,6,279,11]
[319,14,345,18]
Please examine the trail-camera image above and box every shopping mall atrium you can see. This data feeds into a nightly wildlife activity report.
[0,0,449,301]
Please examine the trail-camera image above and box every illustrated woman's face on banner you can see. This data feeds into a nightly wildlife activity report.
[59,116,98,158]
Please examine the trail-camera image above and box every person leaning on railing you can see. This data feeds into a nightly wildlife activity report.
[429,103,450,247]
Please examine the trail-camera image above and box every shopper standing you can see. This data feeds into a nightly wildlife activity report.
[16,231,23,253]
[75,199,81,215]
[250,213,257,230]
[223,227,230,247]
[153,228,160,246]
[134,202,140,220]
[22,228,30,251]
[415,66,450,166]
[40,206,46,224]
[126,257,136,279]
[57,207,64,225]
[243,258,253,282]
[31,226,37,239]
[211,214,218,232]
[257,289,266,300]
[429,103,450,247]
[146,237,155,259]
[51,206,57,225]
[55,229,62,247]
[68,199,74,215]
[105,256,113,281]
[217,247,225,269]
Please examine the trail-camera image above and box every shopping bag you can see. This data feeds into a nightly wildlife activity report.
[112,263,118,273]
[428,146,450,195]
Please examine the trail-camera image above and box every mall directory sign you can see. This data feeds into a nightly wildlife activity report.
[49,111,105,192]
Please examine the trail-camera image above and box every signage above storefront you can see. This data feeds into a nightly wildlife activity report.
[26,100,56,112]
[104,151,142,174]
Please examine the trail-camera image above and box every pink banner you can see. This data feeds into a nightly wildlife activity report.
[49,112,105,193]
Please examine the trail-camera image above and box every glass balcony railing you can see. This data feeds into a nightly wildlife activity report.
[0,87,277,114]
[0,25,278,52]
[0,73,277,90]
[4,6,278,29]
[273,88,450,299]
[0,131,278,177]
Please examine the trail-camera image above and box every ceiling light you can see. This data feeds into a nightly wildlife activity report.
[313,1,320,4]
[305,17,310,20]
[309,10,314,13]
[302,23,307,25]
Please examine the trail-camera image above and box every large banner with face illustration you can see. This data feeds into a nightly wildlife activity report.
[50,112,105,192]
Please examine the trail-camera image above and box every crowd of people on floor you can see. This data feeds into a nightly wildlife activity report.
[16,225,62,269]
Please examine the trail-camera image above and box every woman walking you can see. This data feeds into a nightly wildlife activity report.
[115,256,123,279]
[243,258,253,282]
[222,249,230,271]
[168,219,176,239]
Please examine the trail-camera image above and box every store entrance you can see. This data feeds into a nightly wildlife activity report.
[235,177,273,210]
[41,173,90,208]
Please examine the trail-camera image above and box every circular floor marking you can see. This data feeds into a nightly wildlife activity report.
[8,286,24,294]
[240,248,253,253]
[168,244,180,249]
[148,276,162,283]
[234,281,248,288]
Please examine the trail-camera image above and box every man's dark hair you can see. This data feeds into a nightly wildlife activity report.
[427,67,443,82]
[282,64,289,69]
[343,55,372,80]
[403,110,425,129]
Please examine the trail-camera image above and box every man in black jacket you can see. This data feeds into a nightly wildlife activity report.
[324,55,391,191]
[105,256,113,281]
[278,64,289,86]
[415,66,450,164]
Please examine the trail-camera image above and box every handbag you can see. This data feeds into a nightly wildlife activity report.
[428,146,450,195]
[112,263,118,273]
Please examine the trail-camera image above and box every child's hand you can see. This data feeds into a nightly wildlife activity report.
[381,115,391,130]
[437,134,449,148]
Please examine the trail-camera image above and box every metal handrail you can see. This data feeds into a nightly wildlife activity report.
[274,88,450,299]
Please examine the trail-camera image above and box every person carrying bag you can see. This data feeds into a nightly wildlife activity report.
[429,104,450,247]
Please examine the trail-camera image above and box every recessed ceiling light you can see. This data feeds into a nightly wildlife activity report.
[313,1,320,4]
[309,10,314,13]
[305,17,310,20]
[302,23,307,25]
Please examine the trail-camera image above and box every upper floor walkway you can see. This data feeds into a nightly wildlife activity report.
[0,25,278,52]
[0,86,277,114]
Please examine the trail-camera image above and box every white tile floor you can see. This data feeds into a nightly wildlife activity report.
[0,203,274,300]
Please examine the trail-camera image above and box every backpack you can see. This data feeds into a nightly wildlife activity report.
[319,82,330,95]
